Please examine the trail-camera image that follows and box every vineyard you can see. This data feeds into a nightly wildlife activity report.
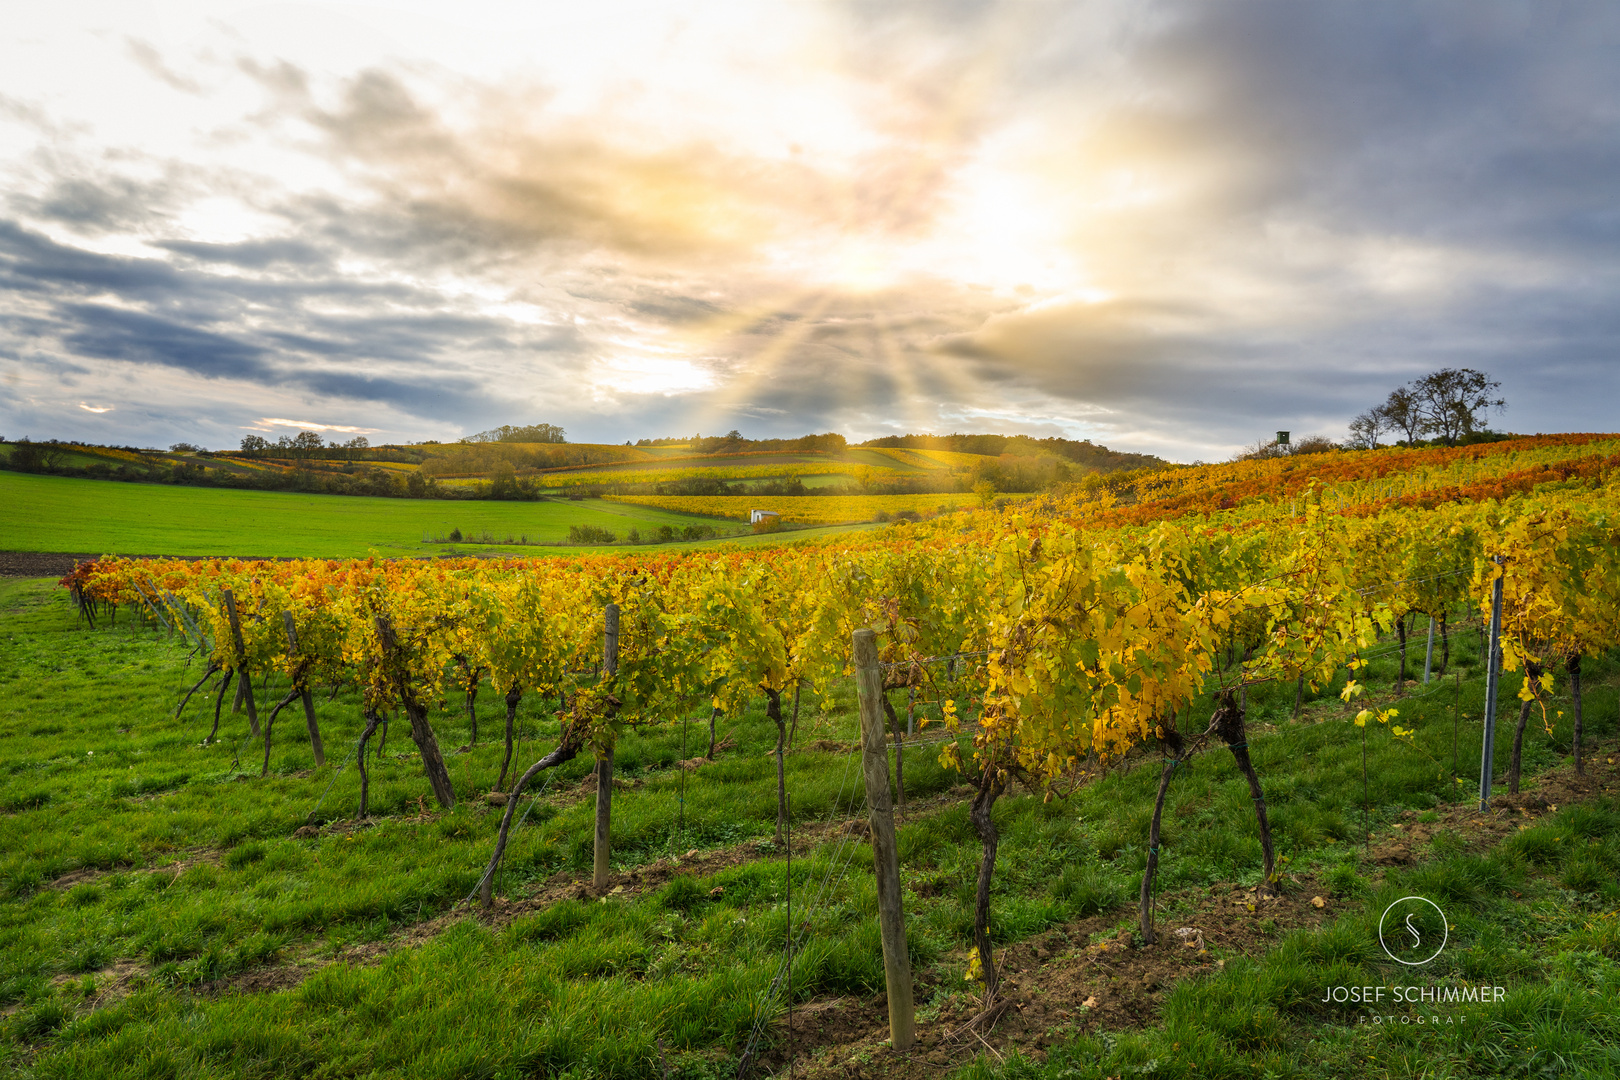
[4,432,1620,1077]
[603,492,1034,524]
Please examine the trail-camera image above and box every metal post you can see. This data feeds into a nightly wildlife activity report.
[1479,562,1504,811]
[1423,615,1435,684]
[852,629,915,1051]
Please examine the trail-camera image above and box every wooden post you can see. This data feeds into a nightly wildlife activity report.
[594,603,619,893]
[853,629,915,1052]
[222,590,259,736]
[1423,614,1436,684]
[282,611,324,766]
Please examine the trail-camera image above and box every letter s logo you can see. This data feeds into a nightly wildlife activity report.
[1405,913,1421,948]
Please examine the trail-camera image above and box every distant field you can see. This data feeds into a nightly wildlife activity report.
[604,491,1032,523]
[0,472,771,558]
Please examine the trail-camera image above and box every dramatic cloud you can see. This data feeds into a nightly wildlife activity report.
[0,1,1616,457]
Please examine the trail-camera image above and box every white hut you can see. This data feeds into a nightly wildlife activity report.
[750,509,780,525]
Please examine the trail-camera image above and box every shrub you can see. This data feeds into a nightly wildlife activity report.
[567,525,616,544]
[448,527,463,542]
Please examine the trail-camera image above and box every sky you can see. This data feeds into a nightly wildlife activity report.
[1,1,1616,462]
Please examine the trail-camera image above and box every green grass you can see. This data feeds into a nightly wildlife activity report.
[965,807,1620,1080]
[2,575,1618,1078]
[0,471,884,558]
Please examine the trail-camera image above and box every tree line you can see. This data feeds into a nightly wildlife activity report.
[1349,367,1505,449]
[861,432,1167,472]
[238,432,375,461]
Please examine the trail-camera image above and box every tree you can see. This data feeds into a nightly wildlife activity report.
[1290,434,1337,455]
[1413,368,1504,446]
[1346,408,1388,450]
[1379,386,1427,446]
[489,462,518,500]
[291,431,324,457]
[8,440,66,472]
[240,435,269,456]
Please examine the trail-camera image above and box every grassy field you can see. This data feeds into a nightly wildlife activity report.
[2,437,970,497]
[3,576,1618,1078]
[0,472,784,558]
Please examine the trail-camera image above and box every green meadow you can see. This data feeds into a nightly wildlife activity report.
[0,471,831,558]
[3,576,1619,1078]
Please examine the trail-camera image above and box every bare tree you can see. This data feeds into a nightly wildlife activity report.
[1380,386,1427,446]
[1347,407,1388,450]
[1413,368,1504,446]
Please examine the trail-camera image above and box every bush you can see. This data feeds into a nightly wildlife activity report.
[448,527,463,542]
[567,525,615,544]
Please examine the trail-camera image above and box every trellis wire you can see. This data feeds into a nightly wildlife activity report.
[737,741,868,1076]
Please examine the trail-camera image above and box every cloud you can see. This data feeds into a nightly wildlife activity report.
[259,417,378,434]
[155,237,328,270]
[3,3,1619,456]
[125,39,203,95]
[0,219,542,426]
[59,302,273,379]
